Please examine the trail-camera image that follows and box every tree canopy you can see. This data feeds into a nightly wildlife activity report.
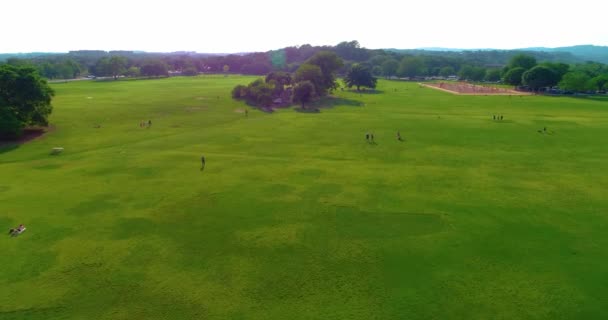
[292,80,316,108]
[306,51,343,95]
[295,63,325,96]
[381,59,399,78]
[508,54,537,70]
[0,65,54,138]
[559,72,593,92]
[502,67,526,85]
[344,64,377,91]
[522,66,559,90]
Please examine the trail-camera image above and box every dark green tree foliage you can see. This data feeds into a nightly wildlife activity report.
[371,66,382,77]
[439,66,456,77]
[458,65,486,81]
[266,71,292,88]
[398,56,427,77]
[124,66,141,77]
[381,59,399,77]
[559,72,593,92]
[94,56,127,79]
[484,69,502,82]
[503,67,526,85]
[295,63,325,95]
[0,65,54,138]
[590,74,608,91]
[292,80,316,108]
[508,54,537,70]
[522,66,559,90]
[141,59,169,77]
[344,64,377,90]
[334,41,370,61]
[245,79,274,107]
[231,85,247,99]
[306,51,344,95]
[540,62,569,79]
[572,62,607,77]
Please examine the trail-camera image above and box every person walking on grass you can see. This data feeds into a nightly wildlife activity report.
[397,131,402,141]
[200,155,206,171]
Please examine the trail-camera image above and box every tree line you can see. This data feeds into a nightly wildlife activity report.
[2,41,607,92]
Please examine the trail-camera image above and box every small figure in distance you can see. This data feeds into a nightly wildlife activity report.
[397,131,402,141]
[148,120,152,127]
[365,132,370,142]
[201,155,206,171]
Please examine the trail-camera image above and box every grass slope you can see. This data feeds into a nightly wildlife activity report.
[1,76,608,319]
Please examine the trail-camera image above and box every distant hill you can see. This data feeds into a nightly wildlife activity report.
[518,45,608,64]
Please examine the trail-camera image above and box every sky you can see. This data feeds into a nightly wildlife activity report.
[2,0,607,53]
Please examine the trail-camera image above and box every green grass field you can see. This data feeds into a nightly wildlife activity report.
[2,76,608,319]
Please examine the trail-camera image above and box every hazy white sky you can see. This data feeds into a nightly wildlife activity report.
[2,0,606,53]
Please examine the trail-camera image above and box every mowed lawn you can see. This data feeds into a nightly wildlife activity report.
[2,76,608,319]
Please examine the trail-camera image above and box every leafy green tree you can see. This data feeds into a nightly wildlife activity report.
[94,56,127,79]
[371,66,382,77]
[502,67,526,85]
[368,54,388,67]
[0,65,54,138]
[540,62,569,80]
[559,72,593,92]
[232,84,247,99]
[334,40,369,61]
[508,54,537,70]
[295,63,325,95]
[108,56,127,79]
[141,59,169,77]
[484,69,502,82]
[381,59,399,77]
[344,64,377,91]
[245,78,274,106]
[397,56,427,77]
[522,66,559,90]
[306,51,343,95]
[590,74,608,91]
[293,81,316,108]
[572,62,606,77]
[125,66,141,77]
[266,71,292,87]
[458,65,485,81]
[439,66,456,77]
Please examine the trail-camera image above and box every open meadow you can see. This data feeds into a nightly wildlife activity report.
[2,76,608,319]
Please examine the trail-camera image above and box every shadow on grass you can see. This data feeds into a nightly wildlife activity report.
[344,89,384,94]
[294,107,320,113]
[295,97,364,113]
[0,144,19,154]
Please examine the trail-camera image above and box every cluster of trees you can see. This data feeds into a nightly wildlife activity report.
[233,51,352,108]
[232,51,379,109]
[0,65,54,139]
[500,54,608,92]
